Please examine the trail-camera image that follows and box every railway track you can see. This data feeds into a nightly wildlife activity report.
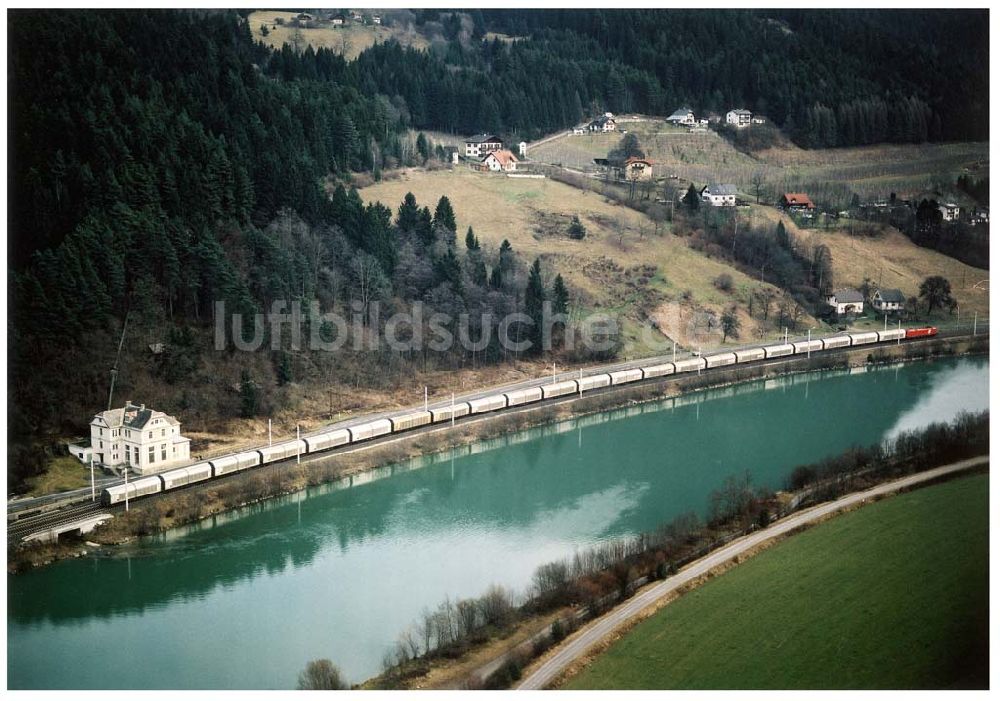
[7,501,112,545]
[6,328,986,546]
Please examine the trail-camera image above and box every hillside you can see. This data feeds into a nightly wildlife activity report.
[248,10,431,60]
[359,168,811,353]
[530,123,988,207]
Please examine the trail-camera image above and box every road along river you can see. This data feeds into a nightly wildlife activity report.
[7,357,988,689]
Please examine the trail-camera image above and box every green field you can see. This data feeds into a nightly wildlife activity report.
[563,473,989,690]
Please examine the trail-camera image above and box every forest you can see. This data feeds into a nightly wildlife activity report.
[6,9,990,489]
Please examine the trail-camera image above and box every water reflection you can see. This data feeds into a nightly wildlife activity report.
[8,359,988,689]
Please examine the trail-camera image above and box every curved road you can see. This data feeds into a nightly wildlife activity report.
[516,455,989,690]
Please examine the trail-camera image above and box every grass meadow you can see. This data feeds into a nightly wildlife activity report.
[563,472,989,690]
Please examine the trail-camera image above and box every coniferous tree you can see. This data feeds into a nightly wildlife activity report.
[465,226,480,250]
[434,196,457,233]
[525,257,546,354]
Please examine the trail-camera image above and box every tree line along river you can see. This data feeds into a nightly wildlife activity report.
[7,357,989,689]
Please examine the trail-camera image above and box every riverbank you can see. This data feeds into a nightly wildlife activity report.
[360,409,989,689]
[556,466,989,690]
[8,334,987,574]
[369,450,988,690]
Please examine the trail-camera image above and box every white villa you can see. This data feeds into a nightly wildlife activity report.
[939,202,961,221]
[464,133,503,159]
[667,107,696,126]
[87,401,191,475]
[726,108,753,127]
[701,183,738,206]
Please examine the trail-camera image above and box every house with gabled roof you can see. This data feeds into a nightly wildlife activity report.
[88,401,191,474]
[780,193,816,211]
[588,114,617,132]
[464,134,503,159]
[872,288,906,312]
[701,183,739,206]
[623,156,653,181]
[482,149,519,172]
[666,107,696,126]
[827,289,864,315]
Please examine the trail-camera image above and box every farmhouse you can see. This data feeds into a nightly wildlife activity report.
[482,149,519,172]
[666,107,696,125]
[827,289,865,315]
[938,202,961,221]
[588,114,617,132]
[87,401,191,475]
[330,15,344,26]
[701,183,738,206]
[872,288,906,312]
[726,109,752,127]
[780,193,816,211]
[623,156,653,181]
[572,126,587,135]
[465,133,503,159]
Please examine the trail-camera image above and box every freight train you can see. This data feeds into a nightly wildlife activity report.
[101,327,937,506]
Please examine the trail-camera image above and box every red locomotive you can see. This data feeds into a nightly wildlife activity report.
[904,326,938,339]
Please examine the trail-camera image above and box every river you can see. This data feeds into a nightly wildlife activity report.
[7,357,989,689]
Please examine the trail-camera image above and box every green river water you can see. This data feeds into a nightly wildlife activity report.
[7,357,988,689]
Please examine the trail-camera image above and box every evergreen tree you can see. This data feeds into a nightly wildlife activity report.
[465,225,480,250]
[552,274,569,315]
[416,132,430,162]
[397,192,420,231]
[683,184,701,211]
[524,257,546,354]
[433,196,457,233]
[239,370,259,418]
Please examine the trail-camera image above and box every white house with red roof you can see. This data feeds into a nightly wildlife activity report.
[482,149,519,172]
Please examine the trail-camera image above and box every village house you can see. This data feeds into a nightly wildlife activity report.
[86,401,191,475]
[701,183,738,206]
[726,109,752,127]
[588,114,617,132]
[623,156,653,181]
[871,288,906,313]
[827,289,865,315]
[372,15,382,25]
[751,116,766,124]
[572,126,587,135]
[939,202,961,221]
[464,133,503,159]
[330,15,344,26]
[780,192,816,212]
[443,145,460,165]
[666,107,696,126]
[969,206,989,225]
[482,149,519,172]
